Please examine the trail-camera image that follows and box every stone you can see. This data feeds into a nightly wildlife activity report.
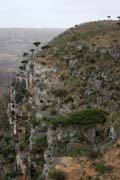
[109,126,116,140]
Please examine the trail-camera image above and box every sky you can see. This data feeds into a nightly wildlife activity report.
[0,0,119,28]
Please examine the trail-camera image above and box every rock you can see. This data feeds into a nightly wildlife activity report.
[93,80,102,90]
[109,126,116,140]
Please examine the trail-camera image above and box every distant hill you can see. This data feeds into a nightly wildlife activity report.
[0,28,64,97]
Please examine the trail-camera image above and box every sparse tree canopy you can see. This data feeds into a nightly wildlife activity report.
[30,49,35,53]
[23,52,29,61]
[23,52,29,57]
[33,42,41,47]
[30,49,35,59]
[117,16,120,20]
[21,60,28,64]
[33,42,41,54]
[41,44,50,50]
[107,16,111,20]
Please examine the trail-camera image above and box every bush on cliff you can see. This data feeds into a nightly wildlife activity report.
[48,109,108,127]
[48,169,66,180]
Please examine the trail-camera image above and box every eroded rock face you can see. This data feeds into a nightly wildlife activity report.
[16,153,30,180]
[109,127,116,140]
[7,38,120,180]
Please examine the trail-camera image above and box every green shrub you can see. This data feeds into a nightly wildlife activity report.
[88,150,101,159]
[34,136,47,147]
[64,96,74,103]
[8,155,16,164]
[5,171,18,179]
[48,109,108,127]
[31,136,47,154]
[48,169,66,180]
[41,61,46,65]
[68,146,81,157]
[95,162,111,174]
[52,88,68,97]
[0,147,16,158]
[31,117,41,127]
[50,108,57,116]
[21,89,30,98]
[19,142,28,151]
[24,129,30,145]
[15,92,24,103]
[86,176,92,180]
[15,88,30,103]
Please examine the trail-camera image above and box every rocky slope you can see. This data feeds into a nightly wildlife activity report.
[2,20,120,180]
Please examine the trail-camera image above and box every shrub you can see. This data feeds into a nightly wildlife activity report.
[52,88,68,97]
[8,155,16,164]
[95,162,111,174]
[41,61,46,65]
[5,171,18,179]
[15,88,30,103]
[48,169,66,180]
[15,92,24,103]
[48,109,108,127]
[24,129,30,145]
[88,150,101,159]
[19,142,28,151]
[34,136,47,147]
[64,96,74,103]
[21,89,30,98]
[68,146,81,157]
[31,136,47,154]
[50,108,57,116]
[0,147,16,158]
[86,176,92,180]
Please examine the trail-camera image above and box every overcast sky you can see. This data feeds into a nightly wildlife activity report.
[0,0,119,28]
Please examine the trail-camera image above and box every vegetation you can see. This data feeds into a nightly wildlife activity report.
[88,150,102,159]
[48,109,108,127]
[15,92,24,103]
[23,52,29,60]
[51,88,68,97]
[1,20,120,179]
[48,169,66,180]
[15,88,30,103]
[0,147,16,158]
[64,96,74,103]
[95,162,111,174]
[5,171,18,179]
[33,41,41,53]
[0,95,9,127]
[68,146,82,157]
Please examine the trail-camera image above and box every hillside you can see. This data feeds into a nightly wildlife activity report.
[51,20,120,48]
[38,20,120,113]
[1,20,120,180]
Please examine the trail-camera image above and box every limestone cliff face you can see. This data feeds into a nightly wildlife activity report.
[6,20,120,180]
[7,55,120,180]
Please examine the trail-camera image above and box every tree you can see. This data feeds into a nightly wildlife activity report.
[41,44,50,50]
[33,42,41,53]
[30,49,35,58]
[30,49,35,53]
[117,16,120,20]
[23,52,29,61]
[107,16,111,20]
[117,22,120,27]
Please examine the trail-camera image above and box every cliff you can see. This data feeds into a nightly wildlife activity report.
[2,20,120,180]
